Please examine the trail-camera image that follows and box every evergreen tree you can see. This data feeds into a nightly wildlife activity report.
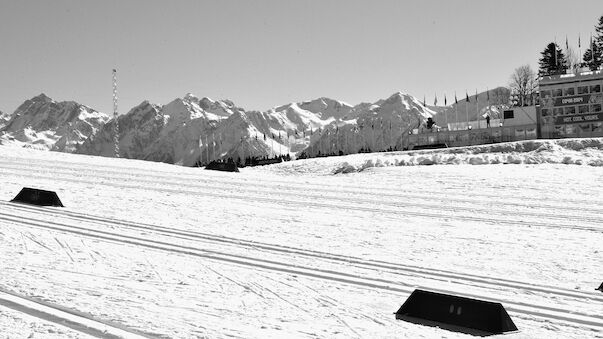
[582,43,603,71]
[583,14,603,70]
[595,14,603,48]
[538,42,568,76]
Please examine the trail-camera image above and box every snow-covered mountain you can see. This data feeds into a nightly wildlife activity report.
[3,91,470,166]
[0,94,109,152]
[301,92,436,156]
[76,100,164,159]
[77,94,248,166]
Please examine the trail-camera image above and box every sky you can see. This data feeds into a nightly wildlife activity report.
[0,0,601,115]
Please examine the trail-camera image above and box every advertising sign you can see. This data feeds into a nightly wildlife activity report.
[553,94,590,106]
[554,113,603,125]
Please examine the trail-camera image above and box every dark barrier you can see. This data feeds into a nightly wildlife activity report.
[10,187,64,207]
[412,143,448,150]
[394,289,517,336]
[255,158,283,166]
[205,161,239,172]
[596,282,603,292]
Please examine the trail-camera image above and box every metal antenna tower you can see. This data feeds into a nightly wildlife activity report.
[112,69,120,157]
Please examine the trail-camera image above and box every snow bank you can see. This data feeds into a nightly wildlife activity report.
[262,138,603,175]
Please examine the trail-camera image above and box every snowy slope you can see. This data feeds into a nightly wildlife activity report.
[0,94,109,152]
[303,92,437,157]
[0,139,602,339]
[77,100,164,158]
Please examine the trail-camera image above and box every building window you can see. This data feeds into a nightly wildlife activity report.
[541,90,552,98]
[563,87,575,96]
[564,106,576,115]
[592,104,602,112]
[593,122,602,132]
[579,105,589,114]
[578,86,589,94]
[553,88,563,97]
[579,124,591,132]
[553,108,563,116]
[541,108,550,116]
[591,84,601,93]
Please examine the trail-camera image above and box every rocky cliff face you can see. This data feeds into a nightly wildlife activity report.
[0,94,109,151]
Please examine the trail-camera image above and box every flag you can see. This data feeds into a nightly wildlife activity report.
[466,92,470,103]
[553,37,559,66]
[565,36,568,50]
[455,92,458,104]
[578,34,581,48]
[591,34,594,62]
[423,95,426,106]
[444,94,447,106]
[434,94,438,106]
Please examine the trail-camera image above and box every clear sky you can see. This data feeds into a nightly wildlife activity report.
[0,0,601,115]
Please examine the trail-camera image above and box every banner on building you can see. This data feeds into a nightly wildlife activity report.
[554,113,602,125]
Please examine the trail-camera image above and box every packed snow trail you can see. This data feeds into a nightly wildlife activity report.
[0,288,154,338]
[1,144,602,338]
[1,202,602,333]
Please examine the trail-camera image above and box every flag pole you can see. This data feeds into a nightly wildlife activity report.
[465,92,470,130]
[476,89,479,129]
[455,92,458,131]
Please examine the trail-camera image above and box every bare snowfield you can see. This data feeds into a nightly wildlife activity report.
[0,139,602,338]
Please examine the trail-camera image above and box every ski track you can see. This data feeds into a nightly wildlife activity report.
[2,201,602,305]
[1,206,602,333]
[2,160,602,213]
[1,166,603,234]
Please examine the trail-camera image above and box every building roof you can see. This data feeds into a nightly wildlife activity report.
[539,69,603,86]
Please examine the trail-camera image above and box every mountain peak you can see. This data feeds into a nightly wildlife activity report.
[31,93,53,103]
[183,93,199,102]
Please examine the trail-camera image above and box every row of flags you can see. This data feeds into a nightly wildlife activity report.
[561,33,598,50]
[423,89,491,106]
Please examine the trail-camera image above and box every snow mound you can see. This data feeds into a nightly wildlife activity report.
[259,138,603,175]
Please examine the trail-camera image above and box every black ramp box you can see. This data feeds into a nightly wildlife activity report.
[10,187,64,207]
[395,289,517,336]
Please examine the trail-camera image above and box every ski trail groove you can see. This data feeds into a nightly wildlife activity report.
[3,202,602,304]
[1,211,602,332]
[1,168,601,233]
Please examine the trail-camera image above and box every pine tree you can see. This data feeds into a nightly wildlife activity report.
[595,14,603,48]
[582,44,603,71]
[585,14,603,70]
[538,42,568,76]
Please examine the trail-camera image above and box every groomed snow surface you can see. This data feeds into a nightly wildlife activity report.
[0,138,602,339]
